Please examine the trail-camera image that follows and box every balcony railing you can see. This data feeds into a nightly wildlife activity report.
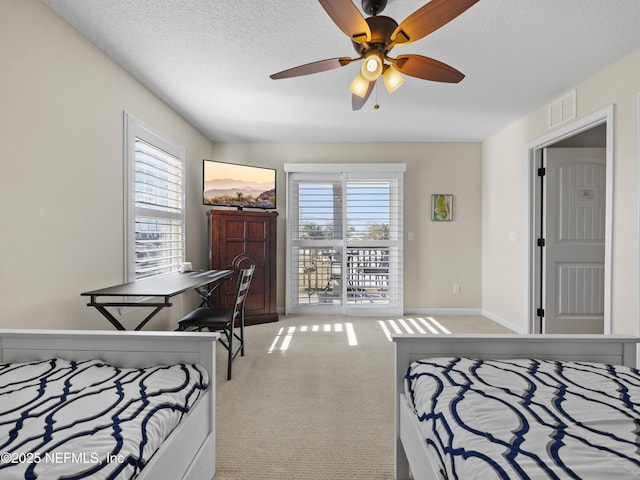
[296,247,390,305]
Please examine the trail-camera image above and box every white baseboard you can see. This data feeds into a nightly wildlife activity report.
[403,308,482,316]
[481,309,527,334]
[402,308,526,334]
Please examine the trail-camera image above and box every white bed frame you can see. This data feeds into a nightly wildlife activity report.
[0,329,219,480]
[393,334,640,480]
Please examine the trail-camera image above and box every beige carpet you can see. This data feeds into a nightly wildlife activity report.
[213,314,511,479]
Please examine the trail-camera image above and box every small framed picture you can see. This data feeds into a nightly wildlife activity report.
[431,194,453,221]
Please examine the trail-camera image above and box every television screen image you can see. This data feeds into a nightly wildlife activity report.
[203,160,276,209]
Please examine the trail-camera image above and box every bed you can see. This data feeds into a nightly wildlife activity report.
[393,334,640,480]
[0,329,219,480]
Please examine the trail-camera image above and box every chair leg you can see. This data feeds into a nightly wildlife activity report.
[240,320,245,356]
[226,326,233,380]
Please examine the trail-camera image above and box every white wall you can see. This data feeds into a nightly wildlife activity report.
[207,143,483,313]
[0,0,214,329]
[482,46,640,334]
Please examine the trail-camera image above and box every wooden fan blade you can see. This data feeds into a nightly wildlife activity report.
[394,54,465,83]
[270,57,353,79]
[392,0,479,45]
[319,0,371,43]
[352,81,376,110]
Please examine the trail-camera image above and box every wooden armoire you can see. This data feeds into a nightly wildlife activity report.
[208,209,278,325]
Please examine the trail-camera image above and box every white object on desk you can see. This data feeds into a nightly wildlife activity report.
[178,262,193,273]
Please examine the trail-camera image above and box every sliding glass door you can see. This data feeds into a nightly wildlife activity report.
[286,164,404,316]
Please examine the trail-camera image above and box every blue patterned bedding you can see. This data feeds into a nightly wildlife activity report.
[0,358,208,480]
[405,357,640,479]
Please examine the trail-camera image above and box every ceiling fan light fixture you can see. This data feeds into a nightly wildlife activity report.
[349,72,370,98]
[360,52,383,81]
[271,0,479,109]
[382,65,405,94]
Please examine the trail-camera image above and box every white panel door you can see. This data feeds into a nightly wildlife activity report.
[544,148,606,333]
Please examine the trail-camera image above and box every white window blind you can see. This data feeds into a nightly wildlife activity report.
[346,179,400,241]
[285,164,405,316]
[293,177,343,241]
[125,113,186,281]
[345,174,402,309]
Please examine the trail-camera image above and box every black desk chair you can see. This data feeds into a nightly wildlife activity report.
[178,262,255,380]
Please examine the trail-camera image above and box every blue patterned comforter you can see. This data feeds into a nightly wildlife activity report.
[405,357,640,479]
[0,358,208,480]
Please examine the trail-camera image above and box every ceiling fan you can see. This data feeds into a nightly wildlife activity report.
[270,0,479,110]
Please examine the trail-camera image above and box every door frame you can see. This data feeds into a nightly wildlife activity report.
[524,105,614,334]
[637,92,640,337]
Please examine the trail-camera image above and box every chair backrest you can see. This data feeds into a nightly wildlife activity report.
[231,263,255,323]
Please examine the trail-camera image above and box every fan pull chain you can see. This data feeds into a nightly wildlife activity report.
[374,81,379,109]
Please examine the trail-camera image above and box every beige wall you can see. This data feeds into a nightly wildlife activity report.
[0,0,483,330]
[207,143,483,313]
[6,0,636,331]
[0,0,215,329]
[482,47,640,334]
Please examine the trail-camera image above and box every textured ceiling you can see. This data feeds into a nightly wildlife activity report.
[41,0,640,142]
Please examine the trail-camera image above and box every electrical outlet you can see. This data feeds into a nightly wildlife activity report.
[453,284,461,294]
[408,231,414,241]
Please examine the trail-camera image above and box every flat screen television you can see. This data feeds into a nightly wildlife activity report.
[203,160,276,210]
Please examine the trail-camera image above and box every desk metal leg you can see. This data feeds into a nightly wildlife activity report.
[92,305,126,330]
[134,306,165,331]
[196,278,231,307]
[89,302,169,331]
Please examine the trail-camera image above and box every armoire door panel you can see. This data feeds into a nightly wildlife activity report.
[246,291,266,311]
[246,221,267,239]
[245,242,267,261]
[225,221,246,239]
[225,243,247,264]
[208,209,278,325]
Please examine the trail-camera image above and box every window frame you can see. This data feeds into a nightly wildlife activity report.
[124,112,186,282]
[285,163,405,316]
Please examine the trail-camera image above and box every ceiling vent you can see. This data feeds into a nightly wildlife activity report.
[548,89,577,129]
